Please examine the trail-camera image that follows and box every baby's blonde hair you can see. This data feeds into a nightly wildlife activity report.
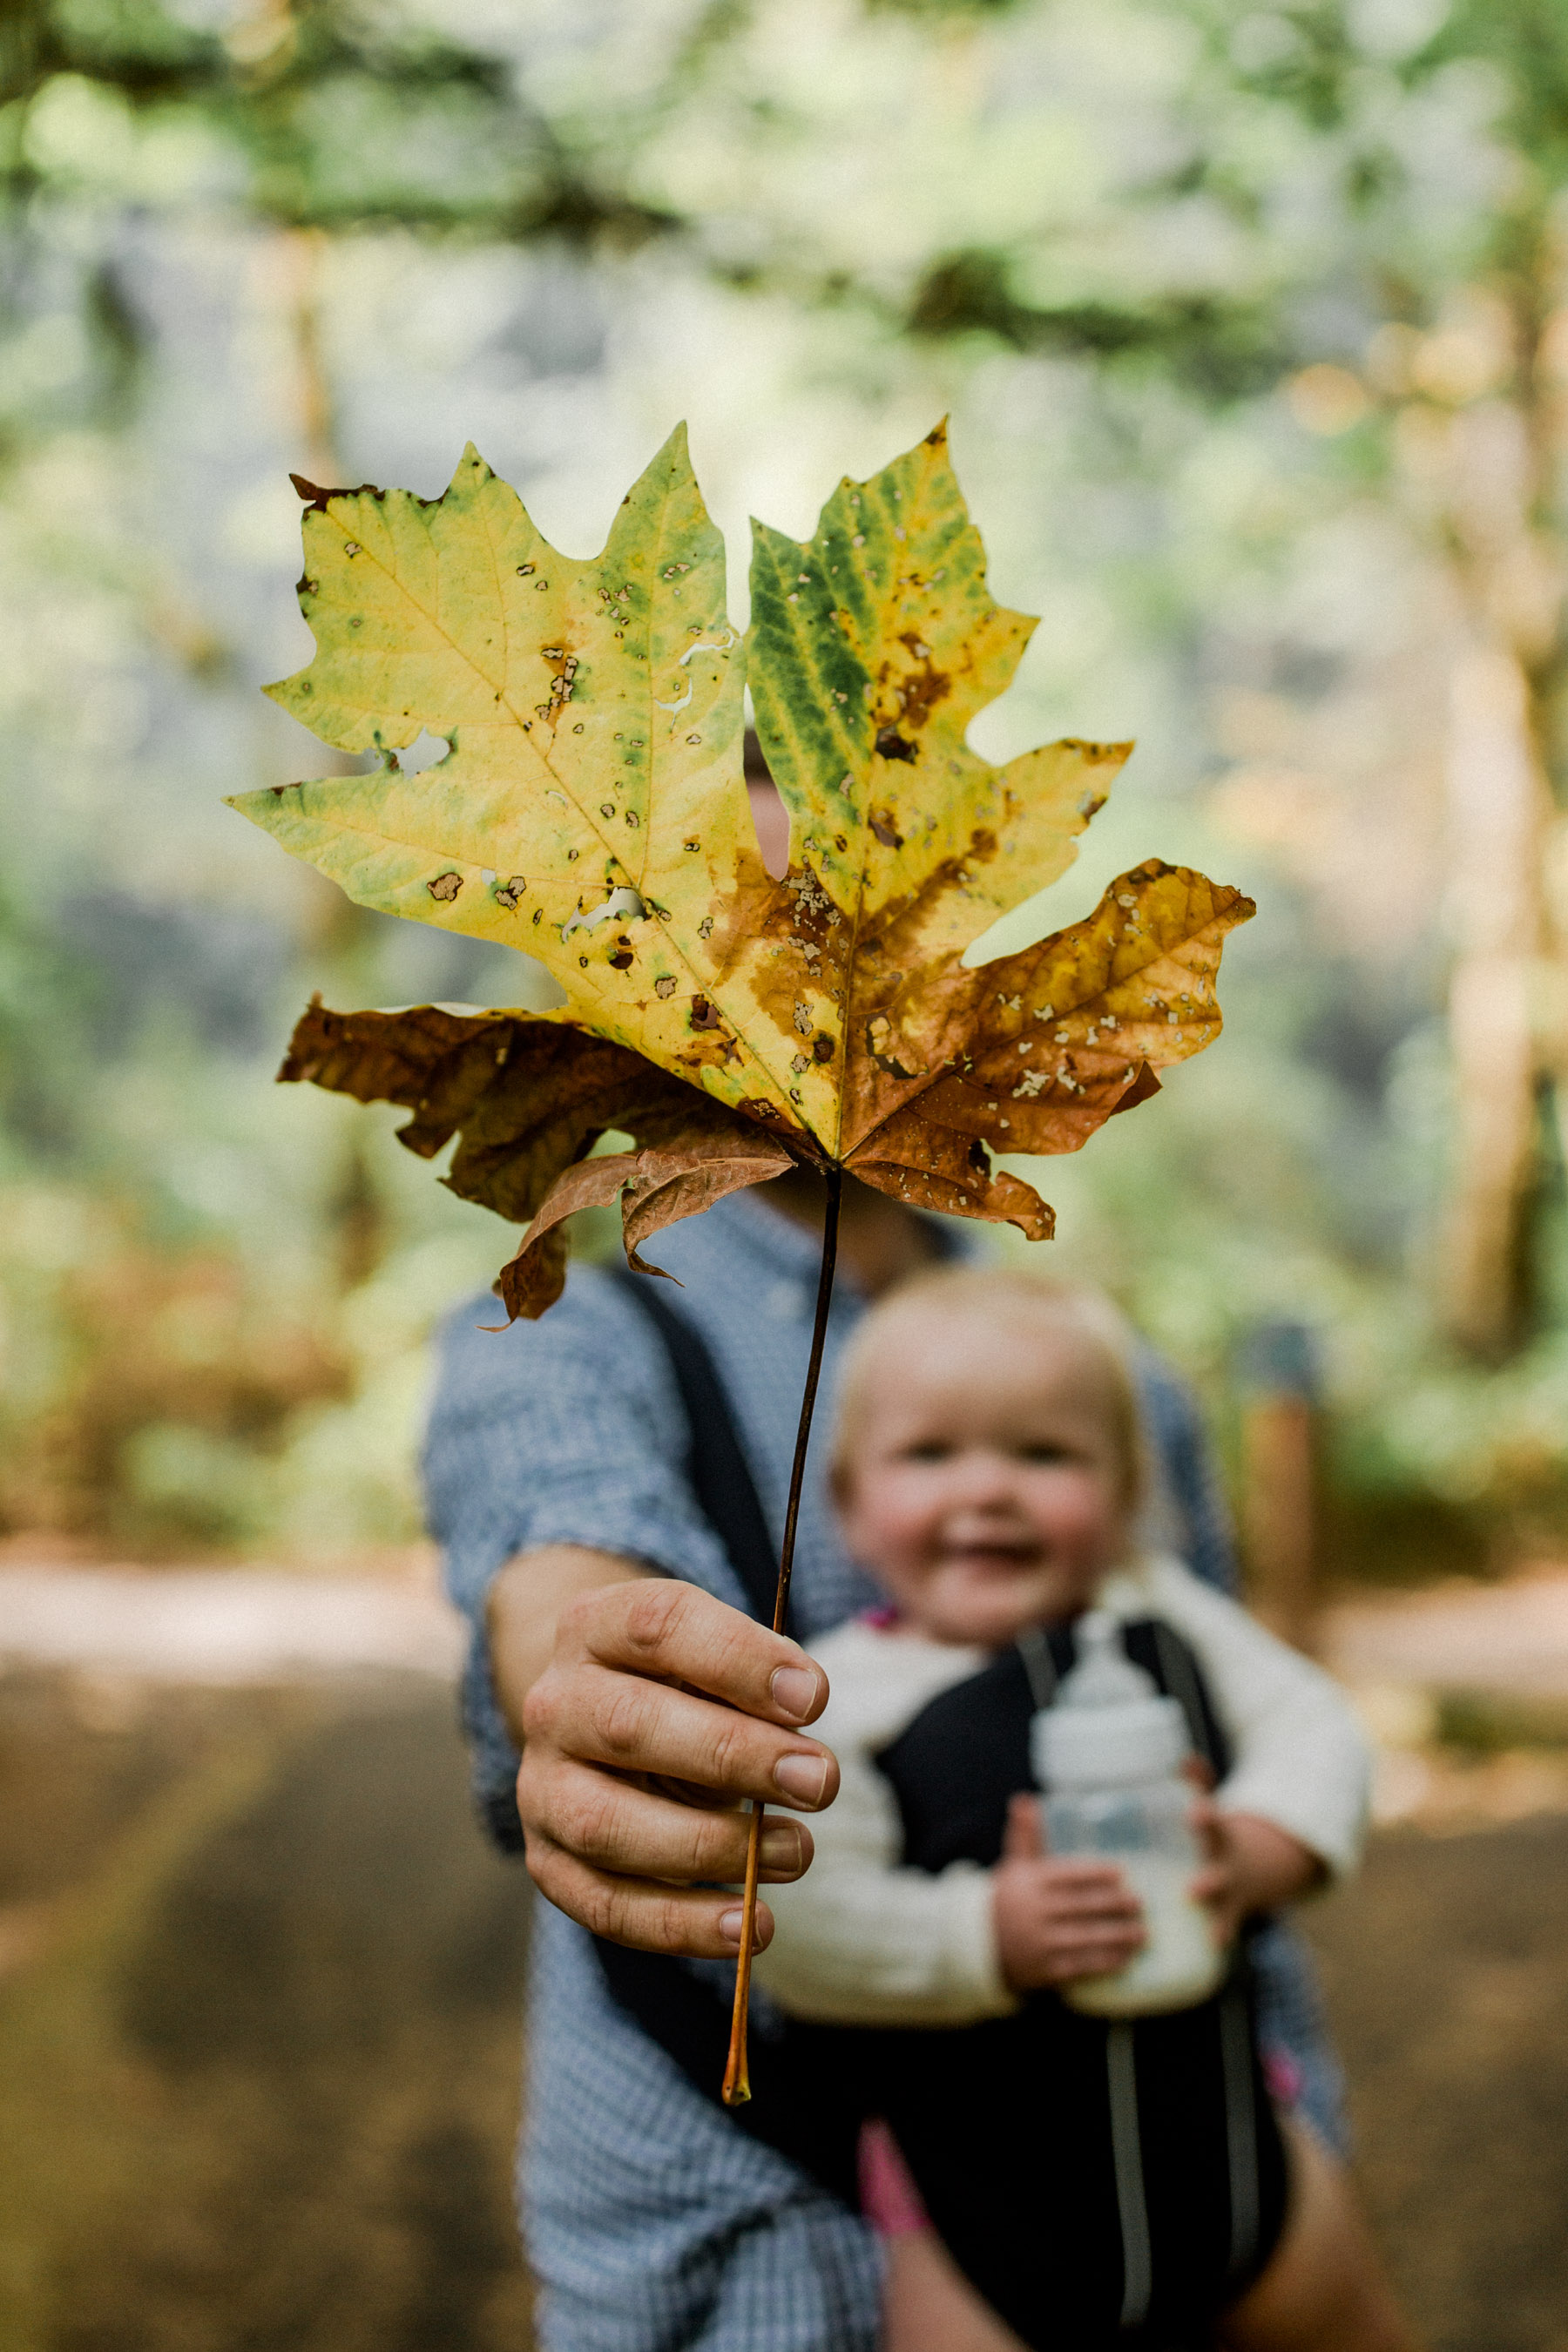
[830,1266,1152,1511]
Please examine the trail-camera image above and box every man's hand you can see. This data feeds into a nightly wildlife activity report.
[1188,1802,1322,1947]
[991,1794,1146,1992]
[501,1560,839,1958]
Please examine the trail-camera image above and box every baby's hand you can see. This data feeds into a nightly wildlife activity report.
[991,1794,1146,1993]
[1187,1802,1323,1948]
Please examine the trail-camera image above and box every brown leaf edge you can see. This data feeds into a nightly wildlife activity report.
[493,1125,798,1320]
[278,1002,801,1319]
[842,861,1254,1227]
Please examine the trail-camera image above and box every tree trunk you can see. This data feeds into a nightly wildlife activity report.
[1436,240,1565,1356]
[1442,644,1549,1356]
[1240,1391,1317,1651]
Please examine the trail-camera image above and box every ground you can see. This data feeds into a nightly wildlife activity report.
[1305,1819,1568,2352]
[0,1669,532,2352]
[2,1567,1566,2350]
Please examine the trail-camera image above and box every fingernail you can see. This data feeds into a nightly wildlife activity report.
[719,1906,747,1945]
[770,1665,817,1720]
[774,1751,828,1806]
[760,1821,804,1869]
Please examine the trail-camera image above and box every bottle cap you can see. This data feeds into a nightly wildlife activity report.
[1032,1611,1189,1789]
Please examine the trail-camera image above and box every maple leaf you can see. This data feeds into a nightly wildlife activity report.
[230,423,1253,1313]
[231,423,1257,2110]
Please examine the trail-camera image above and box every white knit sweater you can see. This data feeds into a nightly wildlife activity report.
[753,1555,1371,2030]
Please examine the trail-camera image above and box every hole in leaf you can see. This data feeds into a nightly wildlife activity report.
[394,729,451,775]
[875,727,916,763]
[744,729,790,877]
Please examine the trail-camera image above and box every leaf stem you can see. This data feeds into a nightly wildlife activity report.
[721,1165,842,2106]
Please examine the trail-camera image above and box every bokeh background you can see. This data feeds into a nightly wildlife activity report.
[4,3,1568,2348]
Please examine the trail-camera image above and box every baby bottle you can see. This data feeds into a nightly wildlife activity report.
[1032,1611,1225,2017]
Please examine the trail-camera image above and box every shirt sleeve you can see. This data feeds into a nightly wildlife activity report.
[1142,1558,1372,1883]
[421,1266,744,1815]
[754,1705,1017,2030]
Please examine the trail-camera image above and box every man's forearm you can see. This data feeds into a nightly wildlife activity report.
[486,1544,653,1745]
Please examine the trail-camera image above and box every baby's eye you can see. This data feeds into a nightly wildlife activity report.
[900,1439,953,1463]
[1018,1442,1071,1464]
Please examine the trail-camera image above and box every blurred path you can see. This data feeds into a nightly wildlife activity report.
[1321,1570,1568,1833]
[4,1556,1565,1696]
[5,1556,1565,1683]
[1324,1568,1568,1696]
[0,1564,466,1683]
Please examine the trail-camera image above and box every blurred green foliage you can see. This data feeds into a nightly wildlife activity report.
[5,0,1568,1569]
[1435,1685,1568,1752]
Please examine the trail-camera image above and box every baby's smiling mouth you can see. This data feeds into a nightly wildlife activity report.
[939,1536,1043,1571]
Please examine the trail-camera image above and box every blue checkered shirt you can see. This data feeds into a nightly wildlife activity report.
[424,1194,1342,2352]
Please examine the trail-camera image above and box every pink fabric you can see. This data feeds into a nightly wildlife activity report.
[858,2119,933,2238]
[1261,2044,1303,2110]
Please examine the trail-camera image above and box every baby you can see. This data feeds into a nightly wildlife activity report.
[752,1267,1414,2352]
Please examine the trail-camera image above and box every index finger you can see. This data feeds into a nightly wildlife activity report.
[557,1578,829,1729]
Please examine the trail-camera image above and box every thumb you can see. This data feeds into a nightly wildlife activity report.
[1004,1792,1046,1861]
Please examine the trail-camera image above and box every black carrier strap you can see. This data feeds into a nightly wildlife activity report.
[608,1270,787,1631]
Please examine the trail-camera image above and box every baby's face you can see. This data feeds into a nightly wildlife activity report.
[836,1308,1131,1649]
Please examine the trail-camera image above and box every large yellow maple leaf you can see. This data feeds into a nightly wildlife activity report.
[231,423,1252,1315]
